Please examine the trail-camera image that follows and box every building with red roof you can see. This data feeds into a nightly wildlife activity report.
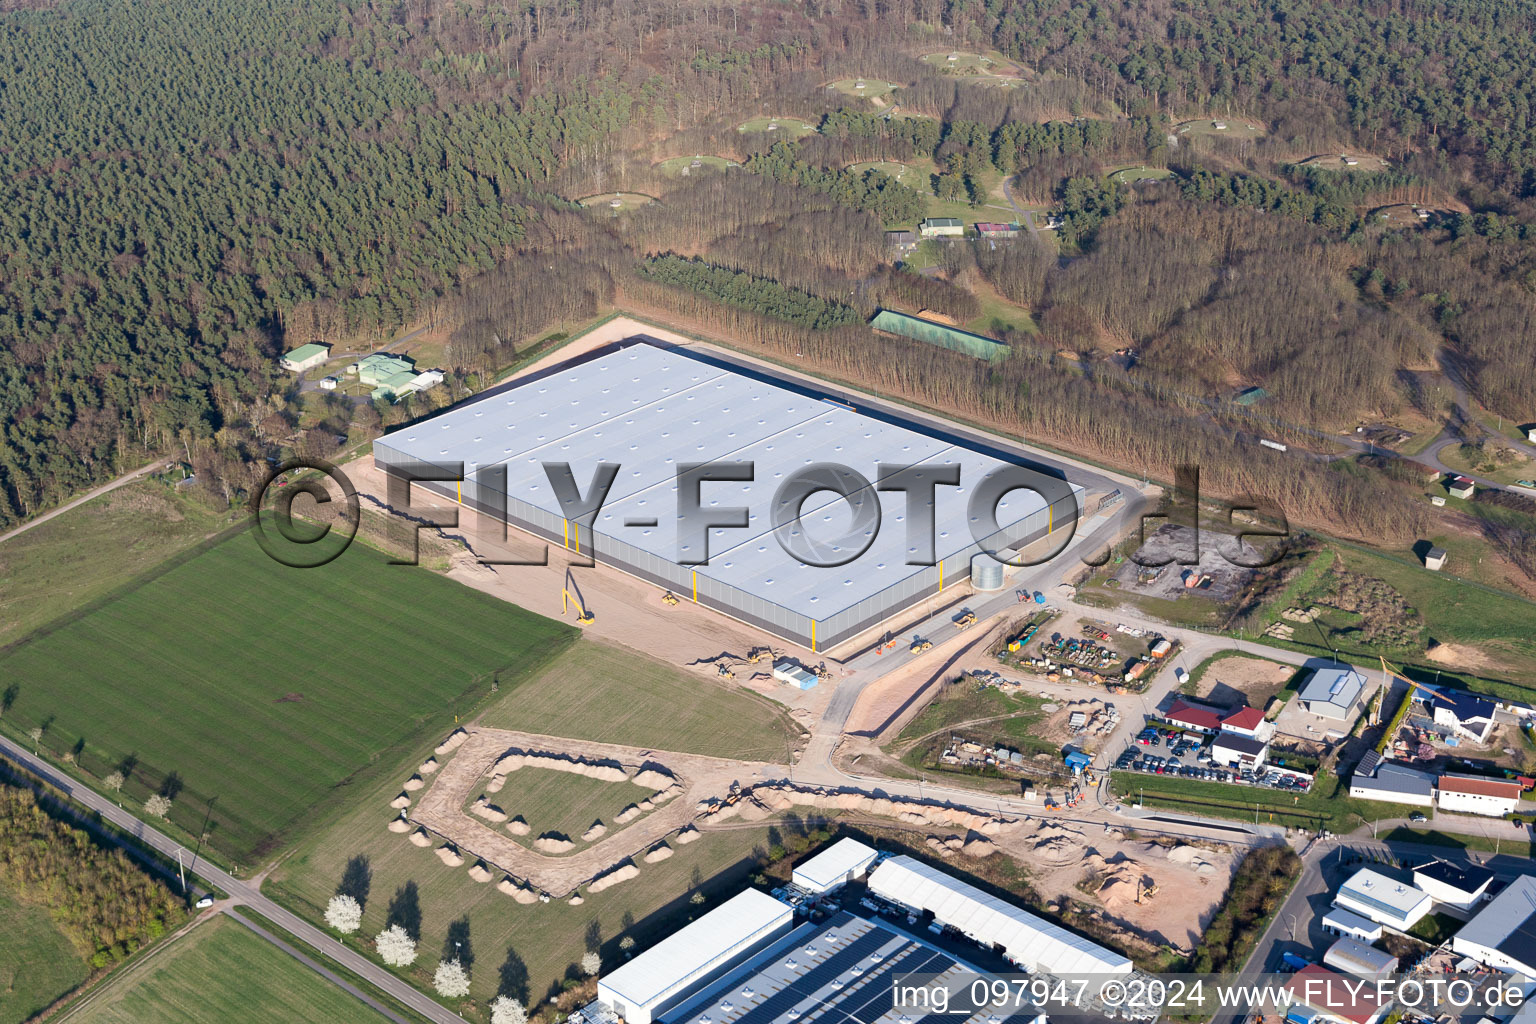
[1282,964,1390,1024]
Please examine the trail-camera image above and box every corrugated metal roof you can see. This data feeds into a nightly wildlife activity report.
[867,856,1131,975]
[1323,937,1398,977]
[598,889,791,1011]
[790,838,878,891]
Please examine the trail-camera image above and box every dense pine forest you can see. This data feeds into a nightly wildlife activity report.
[1,0,1535,582]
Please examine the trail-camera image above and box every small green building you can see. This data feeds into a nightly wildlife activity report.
[869,309,1009,362]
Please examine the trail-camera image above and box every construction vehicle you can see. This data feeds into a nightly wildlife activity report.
[814,662,832,680]
[910,636,932,654]
[746,646,774,664]
[1135,881,1159,904]
[953,610,977,630]
[717,662,736,679]
[561,569,595,624]
[875,632,899,655]
[661,591,679,607]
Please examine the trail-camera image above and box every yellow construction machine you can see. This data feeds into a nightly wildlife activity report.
[661,591,680,607]
[561,569,595,624]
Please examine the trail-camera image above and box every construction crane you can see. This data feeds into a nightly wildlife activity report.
[561,568,595,625]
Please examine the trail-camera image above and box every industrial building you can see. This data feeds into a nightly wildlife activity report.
[1436,773,1523,817]
[1452,875,1536,977]
[596,889,793,1024]
[1322,937,1398,978]
[789,838,878,894]
[1320,907,1383,943]
[1210,732,1269,769]
[866,855,1132,975]
[655,910,1045,1024]
[1412,861,1493,911]
[1347,762,1435,807]
[281,342,330,372]
[374,342,1084,651]
[919,217,964,237]
[1281,964,1390,1024]
[1332,868,1432,931]
[1298,667,1367,721]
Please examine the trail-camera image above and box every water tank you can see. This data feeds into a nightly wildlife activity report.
[970,553,1005,591]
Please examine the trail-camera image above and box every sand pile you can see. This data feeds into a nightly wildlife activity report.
[402,775,425,792]
[652,784,680,804]
[644,844,674,863]
[633,768,674,789]
[435,729,468,755]
[471,797,508,823]
[388,817,412,833]
[676,826,700,845]
[390,793,412,809]
[409,828,433,847]
[498,877,540,904]
[1031,825,1086,866]
[961,836,996,858]
[709,783,1008,834]
[467,861,494,883]
[587,861,640,893]
[582,822,607,842]
[419,757,439,774]
[569,895,584,905]
[506,817,531,836]
[437,845,465,867]
[1165,846,1219,875]
[534,835,575,854]
[494,751,627,782]
[614,804,643,825]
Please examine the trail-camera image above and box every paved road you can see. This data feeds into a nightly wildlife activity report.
[0,735,461,1024]
[0,459,162,546]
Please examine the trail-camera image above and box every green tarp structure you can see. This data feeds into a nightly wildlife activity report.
[869,309,1010,362]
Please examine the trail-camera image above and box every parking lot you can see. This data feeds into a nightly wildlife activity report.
[1113,727,1314,791]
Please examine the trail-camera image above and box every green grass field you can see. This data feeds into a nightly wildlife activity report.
[268,768,783,1014]
[966,287,1040,337]
[827,78,897,99]
[1174,118,1266,140]
[737,116,817,139]
[1113,771,1422,831]
[0,535,578,866]
[478,639,797,761]
[1108,165,1174,185]
[1281,541,1536,689]
[848,160,916,181]
[920,51,1007,75]
[655,155,735,177]
[0,480,231,647]
[894,680,1051,753]
[0,881,89,1024]
[575,192,657,212]
[472,767,645,847]
[63,916,389,1024]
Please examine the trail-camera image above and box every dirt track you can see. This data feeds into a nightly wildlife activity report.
[407,727,787,896]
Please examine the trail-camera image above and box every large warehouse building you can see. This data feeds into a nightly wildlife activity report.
[374,342,1085,650]
[867,855,1132,975]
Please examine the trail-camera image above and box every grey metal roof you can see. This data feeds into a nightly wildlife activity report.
[378,343,1083,621]
[1299,666,1366,716]
[1349,762,1434,801]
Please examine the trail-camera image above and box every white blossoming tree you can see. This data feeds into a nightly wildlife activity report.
[144,794,172,819]
[324,894,362,934]
[434,958,471,998]
[490,996,528,1024]
[581,951,601,976]
[375,924,417,967]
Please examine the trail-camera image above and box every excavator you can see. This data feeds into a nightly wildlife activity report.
[561,568,595,625]
[746,646,774,664]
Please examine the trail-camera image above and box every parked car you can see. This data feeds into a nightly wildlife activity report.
[1409,812,1427,823]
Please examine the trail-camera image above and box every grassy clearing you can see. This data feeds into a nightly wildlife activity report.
[0,880,89,1024]
[1113,771,1422,832]
[893,678,1052,752]
[1283,541,1536,689]
[0,535,578,866]
[575,192,656,212]
[848,159,917,181]
[1175,119,1266,140]
[919,51,1011,75]
[1379,825,1536,857]
[0,480,232,647]
[478,639,798,761]
[267,776,783,1015]
[965,285,1039,337]
[64,915,389,1024]
[1107,165,1173,185]
[476,768,646,847]
[827,78,898,99]
[737,116,817,139]
[655,155,735,177]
